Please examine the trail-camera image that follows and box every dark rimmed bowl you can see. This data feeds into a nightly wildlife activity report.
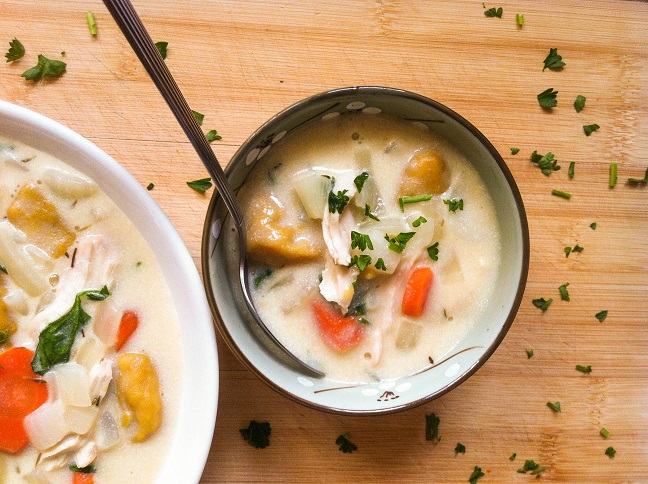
[201,86,529,415]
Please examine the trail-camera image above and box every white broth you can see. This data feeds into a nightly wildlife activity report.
[0,137,182,482]
[237,113,501,383]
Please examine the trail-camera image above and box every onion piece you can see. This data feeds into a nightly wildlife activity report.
[24,399,68,451]
[293,171,333,219]
[96,411,120,450]
[42,167,98,198]
[51,362,92,407]
[64,405,98,435]
[75,336,108,371]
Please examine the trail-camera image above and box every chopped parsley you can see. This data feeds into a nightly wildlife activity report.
[349,254,372,271]
[455,443,466,454]
[385,232,416,253]
[328,189,350,214]
[568,161,575,178]
[205,130,222,142]
[187,177,212,193]
[532,297,552,311]
[336,433,358,453]
[627,167,648,185]
[412,216,427,227]
[0,330,8,345]
[576,364,592,374]
[516,13,524,26]
[595,310,608,322]
[574,95,586,113]
[351,231,374,251]
[484,7,503,18]
[427,242,439,261]
[551,189,572,199]
[5,38,25,62]
[542,48,565,71]
[353,172,369,192]
[600,427,610,439]
[155,41,168,59]
[526,348,534,359]
[530,151,560,175]
[469,466,485,484]
[583,124,600,136]
[192,110,204,125]
[546,401,561,413]
[399,194,433,212]
[253,268,273,288]
[590,222,597,230]
[517,459,547,477]
[443,198,464,212]
[609,163,618,187]
[22,54,66,82]
[364,204,380,221]
[511,147,520,155]
[239,420,271,448]
[537,88,558,108]
[558,282,570,301]
[146,183,154,191]
[69,464,96,473]
[564,244,583,257]
[0,261,7,274]
[375,258,387,271]
[86,11,97,36]
[509,453,517,461]
[425,412,441,441]
[605,446,616,458]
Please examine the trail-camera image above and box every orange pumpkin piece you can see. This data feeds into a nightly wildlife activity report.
[399,150,449,197]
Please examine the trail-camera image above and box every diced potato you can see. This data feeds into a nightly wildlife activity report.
[399,150,449,196]
[0,278,17,342]
[396,321,422,349]
[117,352,162,442]
[7,183,75,258]
[246,194,322,266]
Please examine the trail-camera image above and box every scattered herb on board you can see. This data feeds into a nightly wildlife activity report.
[595,310,608,322]
[546,401,561,413]
[350,231,374,251]
[427,242,439,261]
[542,48,565,71]
[364,204,380,221]
[605,446,616,458]
[86,11,97,36]
[205,130,222,142]
[509,453,517,461]
[5,38,25,62]
[469,466,485,484]
[253,268,273,288]
[69,464,96,473]
[559,282,570,301]
[0,261,7,274]
[537,88,558,108]
[583,124,600,136]
[551,189,572,199]
[336,433,358,453]
[240,421,271,449]
[609,163,618,187]
[526,348,534,359]
[192,110,204,125]
[576,365,592,374]
[590,222,597,230]
[425,412,441,441]
[511,147,520,155]
[21,54,66,82]
[399,194,433,212]
[385,232,416,253]
[532,297,552,311]
[328,189,350,214]
[564,244,583,257]
[600,428,610,439]
[443,198,464,212]
[574,95,586,113]
[349,254,372,271]
[187,177,212,193]
[517,459,547,477]
[412,216,427,227]
[484,7,503,18]
[627,168,648,185]
[375,258,387,271]
[455,443,466,454]
[146,183,154,191]
[516,13,524,26]
[32,286,110,375]
[568,161,575,178]
[155,41,168,59]
[353,172,369,192]
[530,151,560,175]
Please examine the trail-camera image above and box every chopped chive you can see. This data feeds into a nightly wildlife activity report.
[146,183,154,191]
[551,189,572,199]
[509,453,517,461]
[568,161,575,178]
[609,163,617,187]
[627,168,648,184]
[86,11,97,35]
[516,13,524,26]
[398,194,433,212]
[600,427,610,439]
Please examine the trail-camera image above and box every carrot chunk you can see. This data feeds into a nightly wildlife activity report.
[0,347,49,454]
[310,299,365,352]
[115,311,139,351]
[72,472,95,484]
[401,267,434,317]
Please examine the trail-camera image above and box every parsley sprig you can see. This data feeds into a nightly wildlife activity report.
[22,54,66,82]
[469,466,485,484]
[350,231,373,251]
[537,88,558,108]
[385,232,415,253]
[328,189,350,214]
[187,178,212,193]
[155,41,168,59]
[546,401,561,412]
[517,459,547,477]
[336,433,358,453]
[574,95,586,112]
[5,38,25,62]
[484,7,503,18]
[532,297,552,311]
[353,172,369,192]
[240,420,271,448]
[558,282,570,301]
[425,412,441,441]
[542,48,565,71]
[427,242,439,261]
[349,254,372,271]
[583,124,600,136]
[530,151,560,175]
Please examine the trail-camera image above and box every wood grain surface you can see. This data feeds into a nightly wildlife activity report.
[1,0,647,481]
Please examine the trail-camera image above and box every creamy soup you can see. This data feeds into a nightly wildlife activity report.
[0,139,182,482]
[236,113,501,383]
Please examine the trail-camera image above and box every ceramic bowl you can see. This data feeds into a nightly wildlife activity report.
[202,86,528,415]
[0,101,218,482]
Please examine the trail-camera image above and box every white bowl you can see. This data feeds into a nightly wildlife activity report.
[203,86,528,415]
[0,101,218,483]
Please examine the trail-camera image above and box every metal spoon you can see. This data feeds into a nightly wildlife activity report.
[103,0,324,377]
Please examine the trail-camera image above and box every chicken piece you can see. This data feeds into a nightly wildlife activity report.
[246,194,322,266]
[399,150,449,197]
[88,359,113,402]
[7,183,75,259]
[319,255,359,313]
[117,352,162,442]
[321,172,358,266]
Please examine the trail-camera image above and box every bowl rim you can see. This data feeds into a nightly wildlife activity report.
[202,86,529,416]
[0,100,219,481]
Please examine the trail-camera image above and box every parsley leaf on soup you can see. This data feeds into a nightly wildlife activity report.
[364,204,380,221]
[240,420,271,448]
[187,177,212,193]
[374,258,387,271]
[385,232,416,253]
[537,88,558,108]
[336,433,358,453]
[412,216,427,227]
[443,198,464,212]
[155,41,168,59]
[349,254,372,271]
[425,412,441,441]
[353,172,369,192]
[350,231,373,251]
[427,242,439,261]
[328,189,350,214]
[21,54,66,82]
[5,38,25,62]
[542,48,565,71]
[574,95,586,112]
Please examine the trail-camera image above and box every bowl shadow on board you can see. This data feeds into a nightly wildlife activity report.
[201,86,529,415]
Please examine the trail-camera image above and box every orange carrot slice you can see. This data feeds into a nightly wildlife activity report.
[72,472,95,484]
[310,299,365,352]
[115,311,139,351]
[402,267,434,317]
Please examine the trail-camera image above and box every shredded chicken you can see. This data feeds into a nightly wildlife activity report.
[321,172,357,266]
[37,435,84,471]
[88,359,113,402]
[319,255,359,313]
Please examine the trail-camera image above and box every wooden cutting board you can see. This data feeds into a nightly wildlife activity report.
[1,0,646,481]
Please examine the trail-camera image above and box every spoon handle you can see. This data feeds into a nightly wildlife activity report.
[102,0,243,228]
